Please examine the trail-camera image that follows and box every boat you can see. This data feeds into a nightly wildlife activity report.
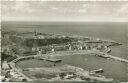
[90,68,104,73]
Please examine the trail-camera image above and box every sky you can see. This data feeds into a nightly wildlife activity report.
[1,1,128,22]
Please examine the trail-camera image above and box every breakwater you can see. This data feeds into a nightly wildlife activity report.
[107,55,128,63]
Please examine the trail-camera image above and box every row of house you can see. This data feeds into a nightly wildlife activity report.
[31,41,106,55]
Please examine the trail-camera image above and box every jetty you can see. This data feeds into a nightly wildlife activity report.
[107,55,128,63]
[94,52,128,63]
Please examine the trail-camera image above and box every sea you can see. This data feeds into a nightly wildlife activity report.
[2,21,128,82]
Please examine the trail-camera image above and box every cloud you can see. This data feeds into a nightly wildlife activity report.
[2,1,34,16]
[82,4,89,8]
[50,6,58,10]
[1,1,128,21]
[13,2,32,13]
[78,9,87,13]
[77,4,89,13]
[117,3,128,17]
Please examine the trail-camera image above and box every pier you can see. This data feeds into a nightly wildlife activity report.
[93,52,128,63]
[107,55,128,63]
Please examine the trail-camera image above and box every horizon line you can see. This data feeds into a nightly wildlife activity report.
[2,20,128,23]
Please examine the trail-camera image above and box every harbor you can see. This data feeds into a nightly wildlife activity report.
[4,47,127,82]
[1,20,128,82]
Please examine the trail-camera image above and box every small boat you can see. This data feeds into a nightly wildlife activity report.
[90,68,104,73]
[46,58,62,63]
[37,57,62,63]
